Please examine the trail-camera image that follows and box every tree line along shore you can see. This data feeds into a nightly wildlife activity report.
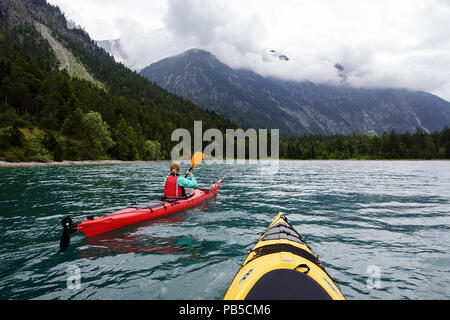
[1,125,450,164]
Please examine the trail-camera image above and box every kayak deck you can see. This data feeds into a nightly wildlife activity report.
[76,179,222,237]
[224,212,345,300]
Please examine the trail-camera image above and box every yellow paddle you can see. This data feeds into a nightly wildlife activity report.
[185,152,204,177]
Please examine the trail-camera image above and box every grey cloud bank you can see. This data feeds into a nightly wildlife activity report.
[48,0,450,101]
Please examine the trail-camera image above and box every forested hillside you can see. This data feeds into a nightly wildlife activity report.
[280,128,450,159]
[0,0,236,162]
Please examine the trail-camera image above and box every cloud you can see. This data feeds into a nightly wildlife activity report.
[110,18,176,69]
[165,0,227,46]
[47,0,450,100]
[162,0,268,70]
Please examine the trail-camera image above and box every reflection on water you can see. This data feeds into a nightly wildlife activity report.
[79,213,191,257]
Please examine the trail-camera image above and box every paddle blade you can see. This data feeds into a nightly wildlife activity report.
[59,216,74,252]
[190,152,204,169]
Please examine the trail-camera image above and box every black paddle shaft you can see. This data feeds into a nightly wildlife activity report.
[185,167,193,178]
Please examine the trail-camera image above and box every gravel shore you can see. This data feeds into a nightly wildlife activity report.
[0,160,151,167]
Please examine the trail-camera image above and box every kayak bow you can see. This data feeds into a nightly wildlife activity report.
[59,179,222,251]
[224,212,345,300]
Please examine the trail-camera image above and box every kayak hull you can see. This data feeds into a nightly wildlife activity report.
[76,179,222,237]
[224,212,345,300]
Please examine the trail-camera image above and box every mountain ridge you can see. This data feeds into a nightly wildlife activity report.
[140,48,450,136]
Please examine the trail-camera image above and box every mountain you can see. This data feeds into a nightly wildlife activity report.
[140,48,450,136]
[0,1,236,162]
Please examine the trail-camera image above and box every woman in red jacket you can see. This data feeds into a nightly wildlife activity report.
[164,162,198,198]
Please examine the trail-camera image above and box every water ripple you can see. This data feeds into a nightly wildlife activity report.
[0,161,449,299]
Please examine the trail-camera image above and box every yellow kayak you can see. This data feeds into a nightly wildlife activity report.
[224,213,345,300]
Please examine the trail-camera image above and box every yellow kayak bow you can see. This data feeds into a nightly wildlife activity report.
[224,213,345,300]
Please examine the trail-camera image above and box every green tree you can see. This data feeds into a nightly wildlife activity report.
[143,140,161,160]
[61,107,85,139]
[82,111,114,158]
[114,117,138,160]
[441,127,450,158]
[8,125,25,147]
[0,102,18,127]
[60,107,85,159]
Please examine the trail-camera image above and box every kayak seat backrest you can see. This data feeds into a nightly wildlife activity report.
[197,186,213,192]
[134,200,165,209]
[184,188,195,198]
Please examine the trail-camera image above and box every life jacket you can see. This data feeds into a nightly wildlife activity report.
[164,175,185,198]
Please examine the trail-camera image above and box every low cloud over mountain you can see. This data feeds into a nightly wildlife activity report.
[140,49,450,136]
[49,0,450,101]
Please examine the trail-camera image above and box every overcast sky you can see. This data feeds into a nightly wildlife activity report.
[47,0,450,101]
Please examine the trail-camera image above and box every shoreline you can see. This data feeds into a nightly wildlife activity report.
[0,160,157,168]
[1,158,448,168]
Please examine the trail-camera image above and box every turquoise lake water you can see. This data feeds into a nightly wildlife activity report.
[0,161,449,299]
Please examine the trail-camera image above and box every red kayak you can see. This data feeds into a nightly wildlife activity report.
[60,179,222,250]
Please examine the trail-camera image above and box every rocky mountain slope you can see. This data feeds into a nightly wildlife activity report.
[35,22,104,89]
[140,49,450,136]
